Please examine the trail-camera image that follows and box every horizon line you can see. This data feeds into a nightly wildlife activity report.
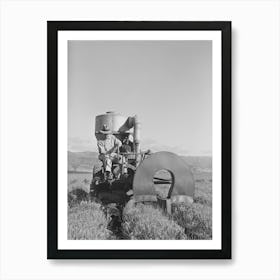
[68,150,212,157]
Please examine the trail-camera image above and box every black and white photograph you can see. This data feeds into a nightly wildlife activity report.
[68,40,213,240]
[3,0,280,279]
[48,21,231,259]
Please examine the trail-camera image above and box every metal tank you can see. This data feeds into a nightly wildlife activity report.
[95,111,128,139]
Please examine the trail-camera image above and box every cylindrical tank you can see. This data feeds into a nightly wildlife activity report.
[95,111,127,138]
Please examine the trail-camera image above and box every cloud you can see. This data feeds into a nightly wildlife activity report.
[141,138,158,146]
[141,138,211,156]
[68,136,212,156]
[141,138,189,155]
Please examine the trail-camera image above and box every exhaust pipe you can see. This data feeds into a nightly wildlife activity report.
[133,115,141,166]
[120,115,141,166]
[133,115,140,154]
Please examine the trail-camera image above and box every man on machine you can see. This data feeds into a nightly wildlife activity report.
[97,124,122,180]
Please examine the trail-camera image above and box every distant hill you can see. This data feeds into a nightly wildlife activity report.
[68,151,212,173]
[181,156,212,172]
[68,151,100,172]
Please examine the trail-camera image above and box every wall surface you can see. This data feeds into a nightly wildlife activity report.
[0,0,279,279]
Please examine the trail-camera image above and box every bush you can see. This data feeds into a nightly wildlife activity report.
[68,201,113,240]
[122,204,186,240]
[194,182,212,207]
[68,188,89,207]
[172,203,212,239]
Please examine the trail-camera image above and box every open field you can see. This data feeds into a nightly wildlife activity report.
[68,172,92,192]
[68,170,212,240]
[68,202,113,240]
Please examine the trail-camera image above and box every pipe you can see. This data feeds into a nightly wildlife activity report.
[133,115,140,155]
[119,115,141,166]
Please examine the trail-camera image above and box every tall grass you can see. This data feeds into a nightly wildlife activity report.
[193,181,212,207]
[122,204,186,240]
[68,201,113,240]
[172,203,212,240]
[67,169,213,240]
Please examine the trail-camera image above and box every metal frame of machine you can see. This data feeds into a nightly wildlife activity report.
[47,21,231,259]
[90,112,195,213]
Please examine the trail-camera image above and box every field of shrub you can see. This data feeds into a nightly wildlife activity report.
[68,201,113,240]
[68,170,212,240]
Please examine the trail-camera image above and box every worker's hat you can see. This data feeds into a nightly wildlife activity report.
[99,124,112,134]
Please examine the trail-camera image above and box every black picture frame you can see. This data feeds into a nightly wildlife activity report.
[47,21,231,259]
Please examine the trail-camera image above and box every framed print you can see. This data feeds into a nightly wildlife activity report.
[47,21,231,259]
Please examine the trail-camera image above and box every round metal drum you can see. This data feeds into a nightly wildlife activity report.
[95,112,127,135]
[132,151,195,202]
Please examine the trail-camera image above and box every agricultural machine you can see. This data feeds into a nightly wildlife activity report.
[90,111,194,215]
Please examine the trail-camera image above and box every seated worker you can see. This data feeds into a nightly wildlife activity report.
[97,124,122,180]
[119,134,134,175]
[120,134,134,154]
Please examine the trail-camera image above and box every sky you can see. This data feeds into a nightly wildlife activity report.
[68,40,212,156]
